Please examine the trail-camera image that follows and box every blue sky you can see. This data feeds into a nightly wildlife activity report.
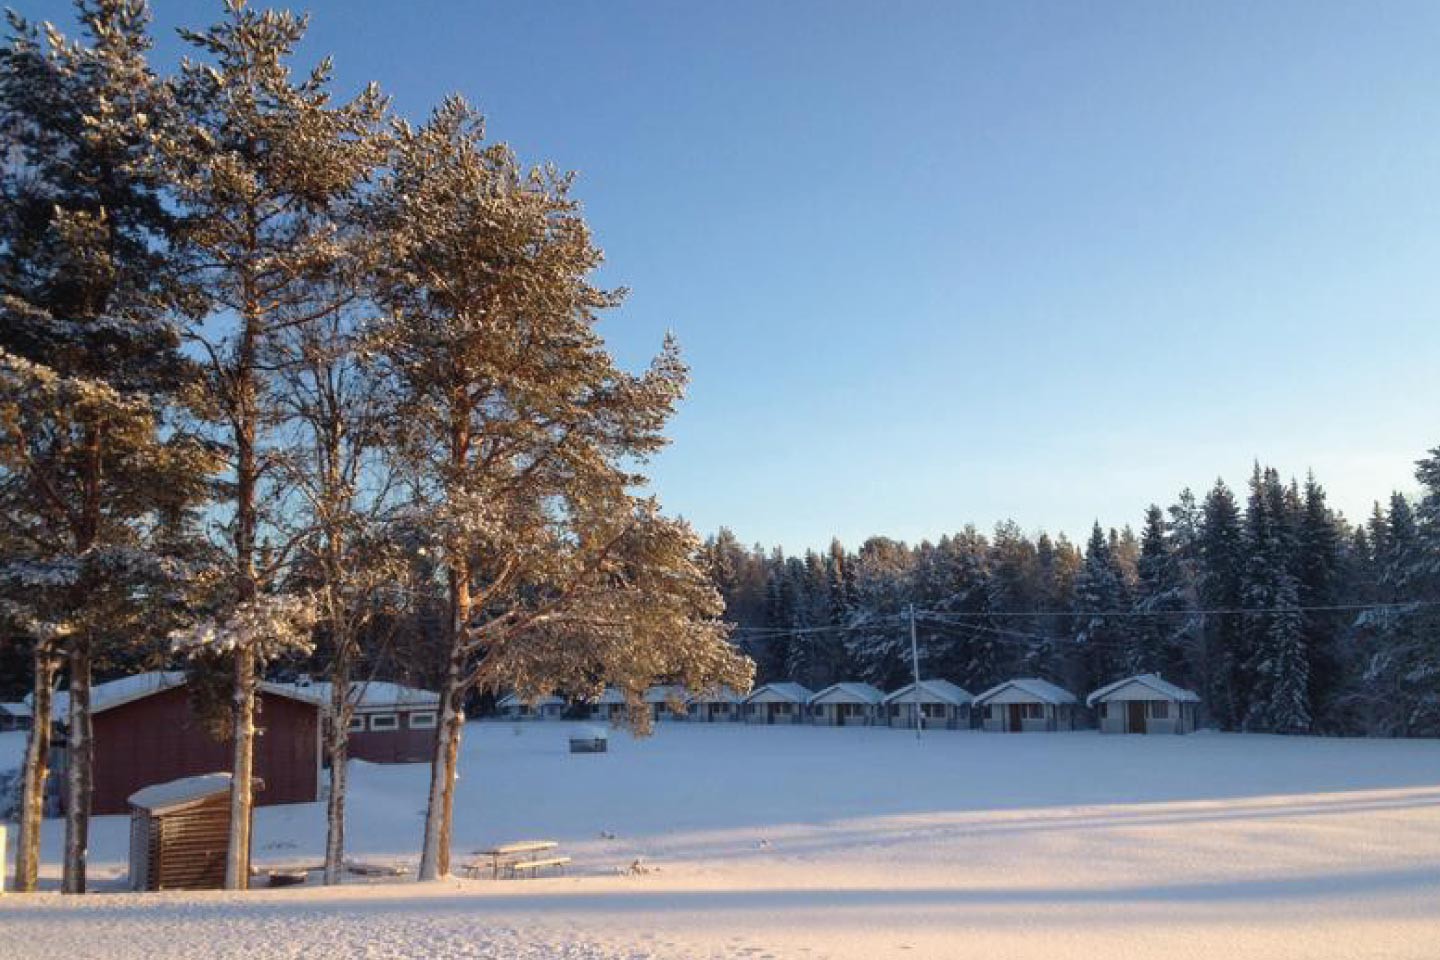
[31,1,1440,551]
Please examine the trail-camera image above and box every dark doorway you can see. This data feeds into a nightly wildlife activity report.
[1008,703,1023,732]
[1127,700,1147,734]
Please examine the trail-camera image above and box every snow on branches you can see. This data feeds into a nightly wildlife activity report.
[170,593,318,661]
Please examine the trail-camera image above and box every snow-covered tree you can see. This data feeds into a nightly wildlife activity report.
[366,98,751,879]
[0,0,212,893]
[154,1,386,890]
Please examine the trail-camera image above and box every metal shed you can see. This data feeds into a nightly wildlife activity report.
[128,773,233,891]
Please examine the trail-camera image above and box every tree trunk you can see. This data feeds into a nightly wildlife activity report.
[61,634,93,894]
[322,669,349,885]
[14,644,58,892]
[417,644,465,881]
[225,645,256,890]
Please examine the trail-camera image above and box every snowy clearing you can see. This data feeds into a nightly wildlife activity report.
[3,723,1440,959]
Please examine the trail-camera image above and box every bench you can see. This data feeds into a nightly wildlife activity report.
[465,840,560,879]
[505,855,571,878]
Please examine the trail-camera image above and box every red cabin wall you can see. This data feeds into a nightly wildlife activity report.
[91,686,318,816]
[341,710,437,764]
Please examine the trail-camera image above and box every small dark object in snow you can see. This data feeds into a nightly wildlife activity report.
[624,858,652,875]
[345,860,410,877]
[266,870,307,887]
[757,839,771,849]
[599,830,616,840]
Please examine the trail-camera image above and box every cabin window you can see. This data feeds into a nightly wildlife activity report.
[1025,703,1044,720]
[346,715,365,733]
[1149,701,1169,720]
[369,713,399,732]
[986,705,997,720]
[409,711,438,729]
[1097,703,1108,719]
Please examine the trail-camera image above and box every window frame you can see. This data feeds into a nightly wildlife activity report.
[368,712,400,732]
[409,710,438,730]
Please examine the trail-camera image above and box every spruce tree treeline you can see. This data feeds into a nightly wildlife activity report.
[701,453,1440,737]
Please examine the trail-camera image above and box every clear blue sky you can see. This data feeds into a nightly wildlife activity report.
[31,0,1440,552]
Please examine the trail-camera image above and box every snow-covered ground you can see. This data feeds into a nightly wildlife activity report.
[3,723,1440,959]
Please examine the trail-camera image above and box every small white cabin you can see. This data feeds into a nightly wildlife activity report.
[586,687,629,722]
[496,692,566,721]
[808,682,885,726]
[883,679,973,730]
[1087,674,1200,734]
[975,678,1079,732]
[685,686,744,722]
[743,682,811,725]
[643,685,690,721]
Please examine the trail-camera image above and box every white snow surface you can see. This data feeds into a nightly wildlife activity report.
[128,773,232,813]
[3,724,1440,959]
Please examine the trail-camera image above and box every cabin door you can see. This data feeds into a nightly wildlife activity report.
[1007,703,1023,732]
[1127,700,1147,734]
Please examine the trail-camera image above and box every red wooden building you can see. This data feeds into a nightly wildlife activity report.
[49,672,322,816]
[278,679,439,764]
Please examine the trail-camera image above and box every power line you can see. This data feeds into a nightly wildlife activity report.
[916,600,1440,620]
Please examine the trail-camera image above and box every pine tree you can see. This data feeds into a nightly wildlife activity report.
[367,98,751,879]
[0,0,213,893]
[154,0,387,889]
[1199,480,1245,729]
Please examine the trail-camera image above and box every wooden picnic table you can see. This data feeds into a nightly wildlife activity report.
[471,840,558,879]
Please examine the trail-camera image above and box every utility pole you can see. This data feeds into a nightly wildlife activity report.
[908,603,923,741]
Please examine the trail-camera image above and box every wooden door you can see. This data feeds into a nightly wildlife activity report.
[1127,700,1147,734]
[1008,703,1022,732]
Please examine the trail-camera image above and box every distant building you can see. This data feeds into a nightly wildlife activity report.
[685,686,744,722]
[743,682,812,725]
[643,685,689,721]
[0,701,31,732]
[587,687,629,723]
[47,671,322,816]
[883,679,973,730]
[1087,674,1200,734]
[279,679,440,763]
[496,692,567,722]
[974,678,1080,732]
[808,682,885,726]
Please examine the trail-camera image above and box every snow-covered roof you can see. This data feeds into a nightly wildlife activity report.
[0,701,31,718]
[496,692,565,709]
[685,685,744,705]
[810,682,885,706]
[42,670,323,720]
[743,682,812,705]
[974,677,1078,706]
[128,772,232,813]
[1086,674,1201,707]
[883,679,973,706]
[276,679,438,710]
[643,684,688,704]
[591,687,629,706]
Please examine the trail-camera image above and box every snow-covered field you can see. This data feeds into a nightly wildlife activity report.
[4,723,1440,959]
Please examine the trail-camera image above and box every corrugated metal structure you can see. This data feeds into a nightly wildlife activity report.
[128,774,233,891]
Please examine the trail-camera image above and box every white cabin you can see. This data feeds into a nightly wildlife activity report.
[496,692,566,721]
[685,686,744,722]
[1087,674,1200,734]
[974,678,1079,732]
[743,682,811,725]
[643,685,690,721]
[883,679,973,730]
[586,687,630,723]
[808,682,885,726]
